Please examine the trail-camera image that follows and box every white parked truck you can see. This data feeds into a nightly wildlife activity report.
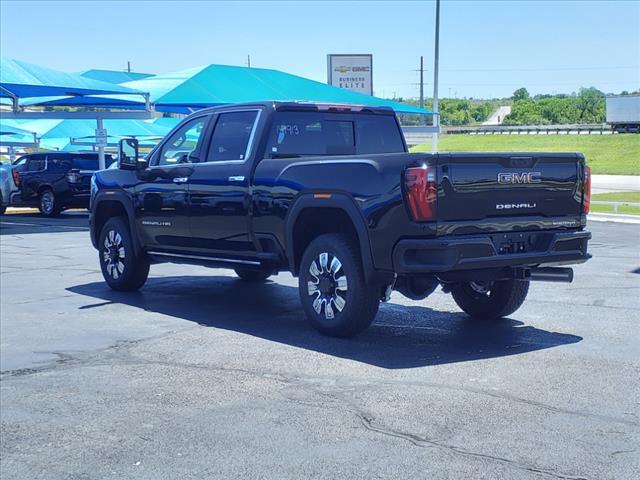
[606,95,640,133]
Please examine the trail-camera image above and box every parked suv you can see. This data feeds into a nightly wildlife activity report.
[0,161,19,215]
[10,152,114,216]
[90,102,591,337]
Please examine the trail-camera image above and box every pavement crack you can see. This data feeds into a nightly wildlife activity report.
[286,384,593,480]
[357,413,591,480]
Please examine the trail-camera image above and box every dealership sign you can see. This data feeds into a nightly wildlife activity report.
[327,54,373,96]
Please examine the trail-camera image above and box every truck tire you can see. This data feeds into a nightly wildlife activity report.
[234,268,271,282]
[99,216,150,291]
[39,189,61,217]
[0,193,6,215]
[450,279,529,319]
[298,233,379,337]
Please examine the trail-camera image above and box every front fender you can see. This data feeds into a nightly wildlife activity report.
[90,191,140,255]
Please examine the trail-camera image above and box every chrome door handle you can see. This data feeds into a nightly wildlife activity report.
[228,176,245,182]
[173,177,189,183]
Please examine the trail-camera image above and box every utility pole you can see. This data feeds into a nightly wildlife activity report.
[247,55,251,68]
[419,56,424,111]
[127,61,131,73]
[431,0,441,153]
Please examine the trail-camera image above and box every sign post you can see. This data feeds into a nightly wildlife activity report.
[327,54,373,96]
[96,119,107,170]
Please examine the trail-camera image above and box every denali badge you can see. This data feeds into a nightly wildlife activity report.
[497,172,542,184]
[496,203,537,210]
[141,220,172,227]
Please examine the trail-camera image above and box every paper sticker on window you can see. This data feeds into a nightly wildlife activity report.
[276,124,300,144]
[272,147,278,152]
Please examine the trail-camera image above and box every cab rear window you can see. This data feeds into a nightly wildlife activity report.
[267,112,405,157]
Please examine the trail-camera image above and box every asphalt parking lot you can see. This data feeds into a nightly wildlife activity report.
[1,212,639,480]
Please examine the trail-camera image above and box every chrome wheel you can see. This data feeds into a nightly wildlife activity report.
[469,281,492,295]
[40,191,54,215]
[306,252,348,320]
[102,229,126,279]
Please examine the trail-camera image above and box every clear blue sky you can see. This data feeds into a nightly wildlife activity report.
[1,0,638,99]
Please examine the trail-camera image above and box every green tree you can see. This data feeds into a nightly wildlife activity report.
[511,88,530,102]
[576,87,605,123]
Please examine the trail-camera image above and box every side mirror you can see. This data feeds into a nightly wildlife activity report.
[119,138,141,170]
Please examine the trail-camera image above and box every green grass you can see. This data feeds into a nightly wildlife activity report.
[590,203,640,215]
[590,191,640,215]
[410,134,640,175]
[592,191,640,202]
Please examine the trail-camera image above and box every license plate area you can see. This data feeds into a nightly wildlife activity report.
[490,232,554,255]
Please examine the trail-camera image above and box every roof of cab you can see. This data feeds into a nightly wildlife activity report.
[191,101,397,116]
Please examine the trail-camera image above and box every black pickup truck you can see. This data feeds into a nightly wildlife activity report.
[90,102,591,337]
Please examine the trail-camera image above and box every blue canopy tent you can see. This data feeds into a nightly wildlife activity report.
[0,58,146,106]
[0,122,34,137]
[0,118,172,152]
[79,69,155,85]
[0,121,39,159]
[16,64,431,115]
[1,58,153,168]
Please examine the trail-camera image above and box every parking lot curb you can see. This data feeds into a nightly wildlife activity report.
[588,212,640,224]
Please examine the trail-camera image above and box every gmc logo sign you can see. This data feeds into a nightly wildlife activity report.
[497,172,542,184]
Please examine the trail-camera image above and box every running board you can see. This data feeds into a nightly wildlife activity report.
[147,251,261,266]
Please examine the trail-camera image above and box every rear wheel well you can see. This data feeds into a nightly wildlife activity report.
[94,200,128,244]
[37,185,53,194]
[291,207,361,275]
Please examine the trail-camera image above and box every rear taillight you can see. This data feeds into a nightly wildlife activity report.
[404,166,437,221]
[11,169,21,187]
[583,165,591,214]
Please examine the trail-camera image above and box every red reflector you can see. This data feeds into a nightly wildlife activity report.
[404,166,437,221]
[583,165,591,214]
[11,169,21,188]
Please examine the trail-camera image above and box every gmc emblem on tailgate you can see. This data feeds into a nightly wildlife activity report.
[497,172,542,184]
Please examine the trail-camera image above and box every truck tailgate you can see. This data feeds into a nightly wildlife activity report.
[437,153,585,234]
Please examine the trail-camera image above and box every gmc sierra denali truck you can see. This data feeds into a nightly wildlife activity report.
[90,102,591,337]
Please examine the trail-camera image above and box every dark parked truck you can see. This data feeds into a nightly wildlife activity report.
[10,152,115,216]
[90,102,591,337]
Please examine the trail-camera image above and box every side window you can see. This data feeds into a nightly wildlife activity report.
[158,117,208,166]
[71,157,99,170]
[206,111,258,162]
[48,157,73,170]
[26,156,46,172]
[13,156,28,168]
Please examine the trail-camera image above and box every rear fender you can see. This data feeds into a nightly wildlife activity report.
[285,193,377,281]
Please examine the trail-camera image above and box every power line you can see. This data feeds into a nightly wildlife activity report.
[441,65,638,72]
[403,65,636,73]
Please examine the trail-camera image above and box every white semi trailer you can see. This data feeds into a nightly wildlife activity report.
[606,95,640,133]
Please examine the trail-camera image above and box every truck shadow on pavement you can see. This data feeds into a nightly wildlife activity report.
[0,211,89,235]
[68,275,582,369]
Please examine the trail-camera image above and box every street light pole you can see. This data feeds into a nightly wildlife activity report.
[97,117,105,170]
[431,0,441,153]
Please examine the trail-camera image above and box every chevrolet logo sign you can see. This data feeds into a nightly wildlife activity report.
[497,172,542,184]
[334,66,350,73]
